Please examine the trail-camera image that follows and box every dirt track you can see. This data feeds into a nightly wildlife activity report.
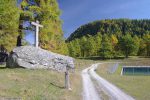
[82,63,135,100]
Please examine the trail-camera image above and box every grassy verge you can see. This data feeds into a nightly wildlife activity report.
[96,58,150,100]
[0,68,82,100]
[0,59,96,100]
[1,57,148,99]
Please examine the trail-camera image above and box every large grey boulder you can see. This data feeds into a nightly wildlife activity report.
[6,46,74,72]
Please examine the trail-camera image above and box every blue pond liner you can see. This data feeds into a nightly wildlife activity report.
[121,66,150,75]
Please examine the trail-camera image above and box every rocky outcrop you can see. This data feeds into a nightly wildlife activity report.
[6,46,74,72]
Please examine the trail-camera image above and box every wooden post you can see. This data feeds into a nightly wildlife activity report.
[65,67,71,90]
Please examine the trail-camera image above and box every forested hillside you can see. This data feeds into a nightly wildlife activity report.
[67,19,150,58]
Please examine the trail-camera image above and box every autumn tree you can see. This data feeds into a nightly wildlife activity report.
[0,0,20,51]
[111,34,119,56]
[72,39,81,57]
[67,42,76,57]
[143,34,150,56]
[18,0,68,54]
[138,38,147,56]
[94,32,102,56]
[100,34,113,59]
[119,34,137,58]
[132,35,140,55]
[80,36,88,57]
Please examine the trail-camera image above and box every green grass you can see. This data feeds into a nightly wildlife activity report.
[96,58,150,100]
[0,68,74,99]
[0,59,97,100]
[1,57,149,100]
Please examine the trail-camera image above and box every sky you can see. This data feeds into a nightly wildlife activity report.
[57,0,150,38]
[24,0,150,44]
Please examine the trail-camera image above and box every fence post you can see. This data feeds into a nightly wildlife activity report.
[65,67,71,90]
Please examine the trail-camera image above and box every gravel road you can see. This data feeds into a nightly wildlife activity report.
[82,67,101,100]
[82,63,135,100]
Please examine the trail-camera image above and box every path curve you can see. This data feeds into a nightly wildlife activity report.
[82,63,135,100]
[82,68,101,100]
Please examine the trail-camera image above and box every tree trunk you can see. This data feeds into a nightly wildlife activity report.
[125,48,128,58]
[146,44,150,56]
